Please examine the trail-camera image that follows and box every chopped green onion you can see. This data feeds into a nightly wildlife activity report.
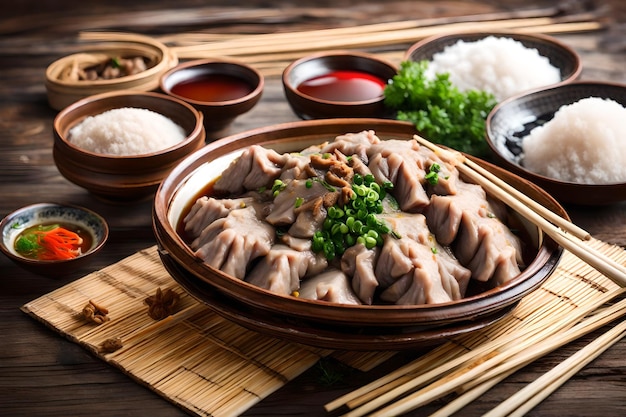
[272,179,286,197]
[425,163,442,185]
[311,174,399,260]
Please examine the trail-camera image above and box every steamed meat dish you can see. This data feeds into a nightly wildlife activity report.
[182,130,525,306]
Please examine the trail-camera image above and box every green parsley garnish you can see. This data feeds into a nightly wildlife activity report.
[384,60,497,157]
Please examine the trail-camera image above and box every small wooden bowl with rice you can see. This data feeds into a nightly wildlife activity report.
[53,90,205,202]
[485,81,626,206]
[404,31,582,103]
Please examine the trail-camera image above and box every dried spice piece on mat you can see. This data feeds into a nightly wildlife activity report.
[82,299,110,324]
[144,287,180,320]
[99,337,123,353]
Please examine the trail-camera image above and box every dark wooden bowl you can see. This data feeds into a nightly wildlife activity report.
[53,90,206,202]
[485,81,626,206]
[160,59,264,141]
[282,51,397,120]
[153,118,566,350]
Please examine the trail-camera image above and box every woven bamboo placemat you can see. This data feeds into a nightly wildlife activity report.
[21,246,394,417]
[22,240,626,416]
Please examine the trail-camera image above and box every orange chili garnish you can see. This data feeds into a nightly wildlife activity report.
[34,226,83,260]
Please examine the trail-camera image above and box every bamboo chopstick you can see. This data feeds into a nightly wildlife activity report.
[414,136,591,241]
[328,284,623,416]
[344,289,626,417]
[413,136,626,288]
[358,292,626,417]
[168,17,595,58]
[487,319,626,417]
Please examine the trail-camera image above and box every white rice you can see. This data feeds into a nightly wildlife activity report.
[522,97,626,184]
[68,107,187,155]
[427,36,561,101]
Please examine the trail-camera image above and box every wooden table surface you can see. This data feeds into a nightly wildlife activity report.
[1,1,625,416]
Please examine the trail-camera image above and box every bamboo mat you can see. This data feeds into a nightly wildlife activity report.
[20,245,394,417]
[326,238,626,416]
[22,240,626,416]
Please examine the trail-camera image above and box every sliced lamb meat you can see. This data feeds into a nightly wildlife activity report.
[265,179,329,226]
[318,130,381,163]
[214,145,288,194]
[246,244,313,295]
[298,268,362,305]
[379,240,462,305]
[288,197,328,238]
[456,218,522,284]
[425,180,523,284]
[375,212,470,304]
[367,140,430,212]
[340,243,379,305]
[183,196,256,238]
[190,205,274,279]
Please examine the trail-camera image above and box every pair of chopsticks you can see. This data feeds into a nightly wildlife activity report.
[329,289,626,417]
[414,135,626,288]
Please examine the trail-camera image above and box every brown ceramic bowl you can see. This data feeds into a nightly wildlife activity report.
[485,81,626,206]
[282,51,397,120]
[53,90,206,202]
[160,59,264,141]
[405,31,581,101]
[0,203,109,277]
[152,118,566,350]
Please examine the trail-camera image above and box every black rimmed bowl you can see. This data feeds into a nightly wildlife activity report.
[485,81,626,206]
[0,203,109,277]
[152,118,565,350]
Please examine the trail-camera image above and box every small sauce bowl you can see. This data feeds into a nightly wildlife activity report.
[0,203,109,277]
[160,59,264,141]
[282,51,397,120]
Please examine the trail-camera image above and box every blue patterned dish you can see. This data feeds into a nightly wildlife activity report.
[0,203,109,277]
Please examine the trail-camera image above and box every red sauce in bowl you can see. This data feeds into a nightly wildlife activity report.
[171,74,254,102]
[297,70,386,102]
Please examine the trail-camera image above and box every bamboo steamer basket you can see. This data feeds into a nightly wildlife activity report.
[45,35,178,111]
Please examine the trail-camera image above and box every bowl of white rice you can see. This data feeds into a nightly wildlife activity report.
[405,32,581,102]
[485,81,626,206]
[53,90,206,202]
